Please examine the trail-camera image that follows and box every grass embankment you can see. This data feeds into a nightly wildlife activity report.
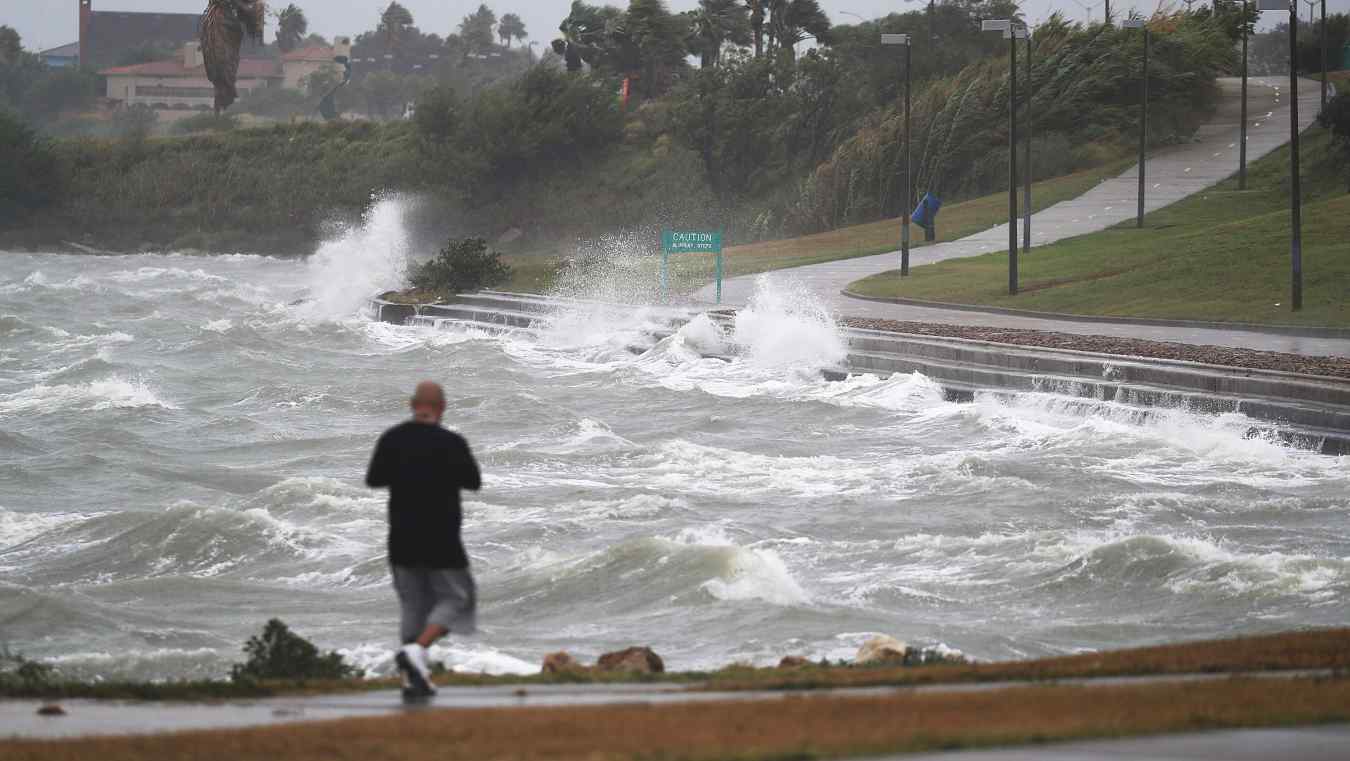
[849,127,1350,327]
[6,628,1347,702]
[6,677,1350,761]
[636,158,1134,296]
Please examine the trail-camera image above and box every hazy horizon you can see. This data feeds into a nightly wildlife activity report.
[11,0,1325,57]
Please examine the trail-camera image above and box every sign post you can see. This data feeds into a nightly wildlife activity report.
[661,229,724,303]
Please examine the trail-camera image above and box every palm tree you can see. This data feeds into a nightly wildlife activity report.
[746,0,765,57]
[498,13,527,47]
[378,2,416,55]
[766,0,829,57]
[552,0,618,72]
[688,0,750,67]
[459,4,497,56]
[274,4,308,53]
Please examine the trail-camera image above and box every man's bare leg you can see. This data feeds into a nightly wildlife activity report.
[416,624,448,649]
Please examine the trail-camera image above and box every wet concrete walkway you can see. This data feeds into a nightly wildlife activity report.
[698,78,1348,358]
[1,669,1337,740]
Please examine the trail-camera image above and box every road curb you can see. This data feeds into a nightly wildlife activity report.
[841,290,1350,341]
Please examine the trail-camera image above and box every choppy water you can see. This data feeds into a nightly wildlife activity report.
[2,203,1348,682]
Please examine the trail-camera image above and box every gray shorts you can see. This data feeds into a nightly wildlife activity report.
[391,565,477,643]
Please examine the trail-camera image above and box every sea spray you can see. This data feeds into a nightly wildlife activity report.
[732,275,846,370]
[302,196,413,319]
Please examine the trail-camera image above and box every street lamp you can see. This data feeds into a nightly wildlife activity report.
[1123,18,1148,229]
[1240,0,1250,190]
[882,33,913,276]
[1258,0,1302,311]
[1018,26,1031,253]
[984,18,1019,294]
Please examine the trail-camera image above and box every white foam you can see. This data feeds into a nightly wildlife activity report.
[301,196,412,320]
[673,526,811,606]
[0,376,176,414]
[732,275,846,370]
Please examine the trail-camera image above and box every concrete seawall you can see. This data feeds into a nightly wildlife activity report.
[371,292,1350,455]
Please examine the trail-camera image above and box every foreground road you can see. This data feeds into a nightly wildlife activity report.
[876,724,1350,761]
[700,77,1348,358]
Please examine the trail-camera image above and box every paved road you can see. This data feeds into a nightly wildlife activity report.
[698,77,1349,358]
[874,725,1350,761]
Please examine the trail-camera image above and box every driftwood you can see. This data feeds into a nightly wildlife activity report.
[200,0,266,114]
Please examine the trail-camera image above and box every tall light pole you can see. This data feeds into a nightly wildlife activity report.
[882,33,913,276]
[1240,0,1249,190]
[1258,0,1302,311]
[984,19,1019,294]
[1020,26,1032,253]
[1124,18,1148,228]
[1320,0,1328,111]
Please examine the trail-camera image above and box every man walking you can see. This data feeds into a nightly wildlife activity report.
[366,381,482,699]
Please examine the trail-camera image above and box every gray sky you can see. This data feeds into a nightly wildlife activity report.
[7,0,1346,56]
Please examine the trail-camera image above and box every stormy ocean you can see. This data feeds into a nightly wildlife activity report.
[2,200,1347,682]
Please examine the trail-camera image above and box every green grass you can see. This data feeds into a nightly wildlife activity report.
[718,158,1135,280]
[849,127,1350,327]
[491,159,1136,297]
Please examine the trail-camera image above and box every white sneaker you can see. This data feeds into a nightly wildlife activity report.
[396,643,436,698]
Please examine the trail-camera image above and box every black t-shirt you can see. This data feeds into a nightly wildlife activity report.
[366,421,482,569]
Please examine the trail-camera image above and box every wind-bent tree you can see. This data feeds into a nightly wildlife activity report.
[460,4,498,56]
[201,0,266,114]
[552,1,620,72]
[745,0,765,56]
[274,4,308,52]
[0,26,21,66]
[765,0,829,58]
[608,0,690,98]
[687,0,750,67]
[498,13,527,47]
[378,2,416,55]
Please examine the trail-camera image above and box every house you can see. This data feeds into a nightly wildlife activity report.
[100,39,351,120]
[101,42,278,118]
[281,43,350,91]
[41,42,81,69]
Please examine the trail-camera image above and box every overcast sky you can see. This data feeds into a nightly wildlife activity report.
[8,0,1347,55]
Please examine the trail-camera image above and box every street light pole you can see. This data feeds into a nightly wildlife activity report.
[1124,19,1148,228]
[1321,0,1328,111]
[984,19,1019,294]
[1291,2,1303,311]
[1240,0,1249,190]
[1257,0,1302,311]
[882,34,913,276]
[1022,27,1032,253]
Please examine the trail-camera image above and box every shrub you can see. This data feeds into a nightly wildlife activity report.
[230,619,359,683]
[0,109,60,222]
[1318,92,1350,191]
[0,647,54,691]
[410,236,512,295]
[172,112,239,135]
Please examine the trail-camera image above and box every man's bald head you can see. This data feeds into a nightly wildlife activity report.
[410,381,446,424]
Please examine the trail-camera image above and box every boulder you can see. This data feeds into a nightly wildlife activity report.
[541,651,584,674]
[778,655,811,669]
[855,635,909,665]
[596,646,665,674]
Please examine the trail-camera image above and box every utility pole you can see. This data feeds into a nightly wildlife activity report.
[882,33,913,276]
